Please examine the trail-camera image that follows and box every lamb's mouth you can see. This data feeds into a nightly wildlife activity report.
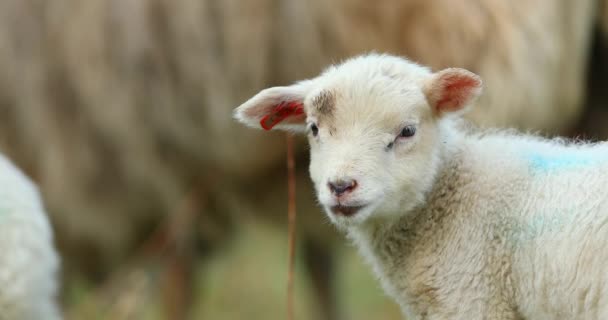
[330,204,366,217]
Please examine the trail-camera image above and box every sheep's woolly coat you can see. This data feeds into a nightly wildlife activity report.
[350,124,608,319]
[0,5,606,319]
[0,155,60,320]
[0,0,604,274]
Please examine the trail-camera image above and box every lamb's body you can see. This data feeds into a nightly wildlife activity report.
[352,123,608,319]
[0,155,60,320]
[236,54,608,319]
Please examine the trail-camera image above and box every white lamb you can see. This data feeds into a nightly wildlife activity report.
[0,155,61,320]
[235,54,608,319]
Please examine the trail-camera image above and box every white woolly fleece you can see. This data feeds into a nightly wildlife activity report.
[236,54,608,319]
[0,155,61,320]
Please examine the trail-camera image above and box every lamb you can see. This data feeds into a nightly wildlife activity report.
[1,0,608,318]
[0,154,61,320]
[235,54,608,319]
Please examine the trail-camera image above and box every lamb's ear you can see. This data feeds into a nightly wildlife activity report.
[234,82,312,132]
[423,68,482,116]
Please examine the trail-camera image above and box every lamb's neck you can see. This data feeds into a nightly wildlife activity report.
[346,120,469,269]
[344,143,470,316]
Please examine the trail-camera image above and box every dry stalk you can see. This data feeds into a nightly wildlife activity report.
[286,133,297,320]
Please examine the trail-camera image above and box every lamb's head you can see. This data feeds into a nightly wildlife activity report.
[235,54,482,228]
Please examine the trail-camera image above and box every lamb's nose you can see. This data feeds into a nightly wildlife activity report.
[328,179,358,196]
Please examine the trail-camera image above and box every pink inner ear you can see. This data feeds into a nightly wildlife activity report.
[436,74,481,113]
[260,101,304,130]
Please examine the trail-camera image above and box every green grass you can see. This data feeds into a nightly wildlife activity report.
[66,219,402,320]
[196,219,401,320]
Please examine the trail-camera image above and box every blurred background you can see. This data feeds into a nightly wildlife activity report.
[1,0,608,319]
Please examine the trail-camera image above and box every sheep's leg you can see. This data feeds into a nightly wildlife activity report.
[303,237,340,320]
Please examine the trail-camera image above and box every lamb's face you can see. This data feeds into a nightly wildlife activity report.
[304,77,441,227]
[234,54,482,229]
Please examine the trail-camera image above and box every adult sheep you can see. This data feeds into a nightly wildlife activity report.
[236,54,608,319]
[0,155,60,320]
[0,0,606,318]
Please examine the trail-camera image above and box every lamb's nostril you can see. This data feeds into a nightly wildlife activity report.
[328,179,358,196]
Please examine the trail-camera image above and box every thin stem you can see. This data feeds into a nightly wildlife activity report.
[286,133,297,320]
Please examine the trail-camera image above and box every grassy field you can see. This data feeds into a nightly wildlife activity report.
[66,218,402,320]
[197,220,401,320]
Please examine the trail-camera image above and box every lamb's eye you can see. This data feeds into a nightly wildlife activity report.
[399,125,416,138]
[310,123,319,137]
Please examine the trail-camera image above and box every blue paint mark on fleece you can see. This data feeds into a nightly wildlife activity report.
[528,154,593,172]
[527,148,608,172]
